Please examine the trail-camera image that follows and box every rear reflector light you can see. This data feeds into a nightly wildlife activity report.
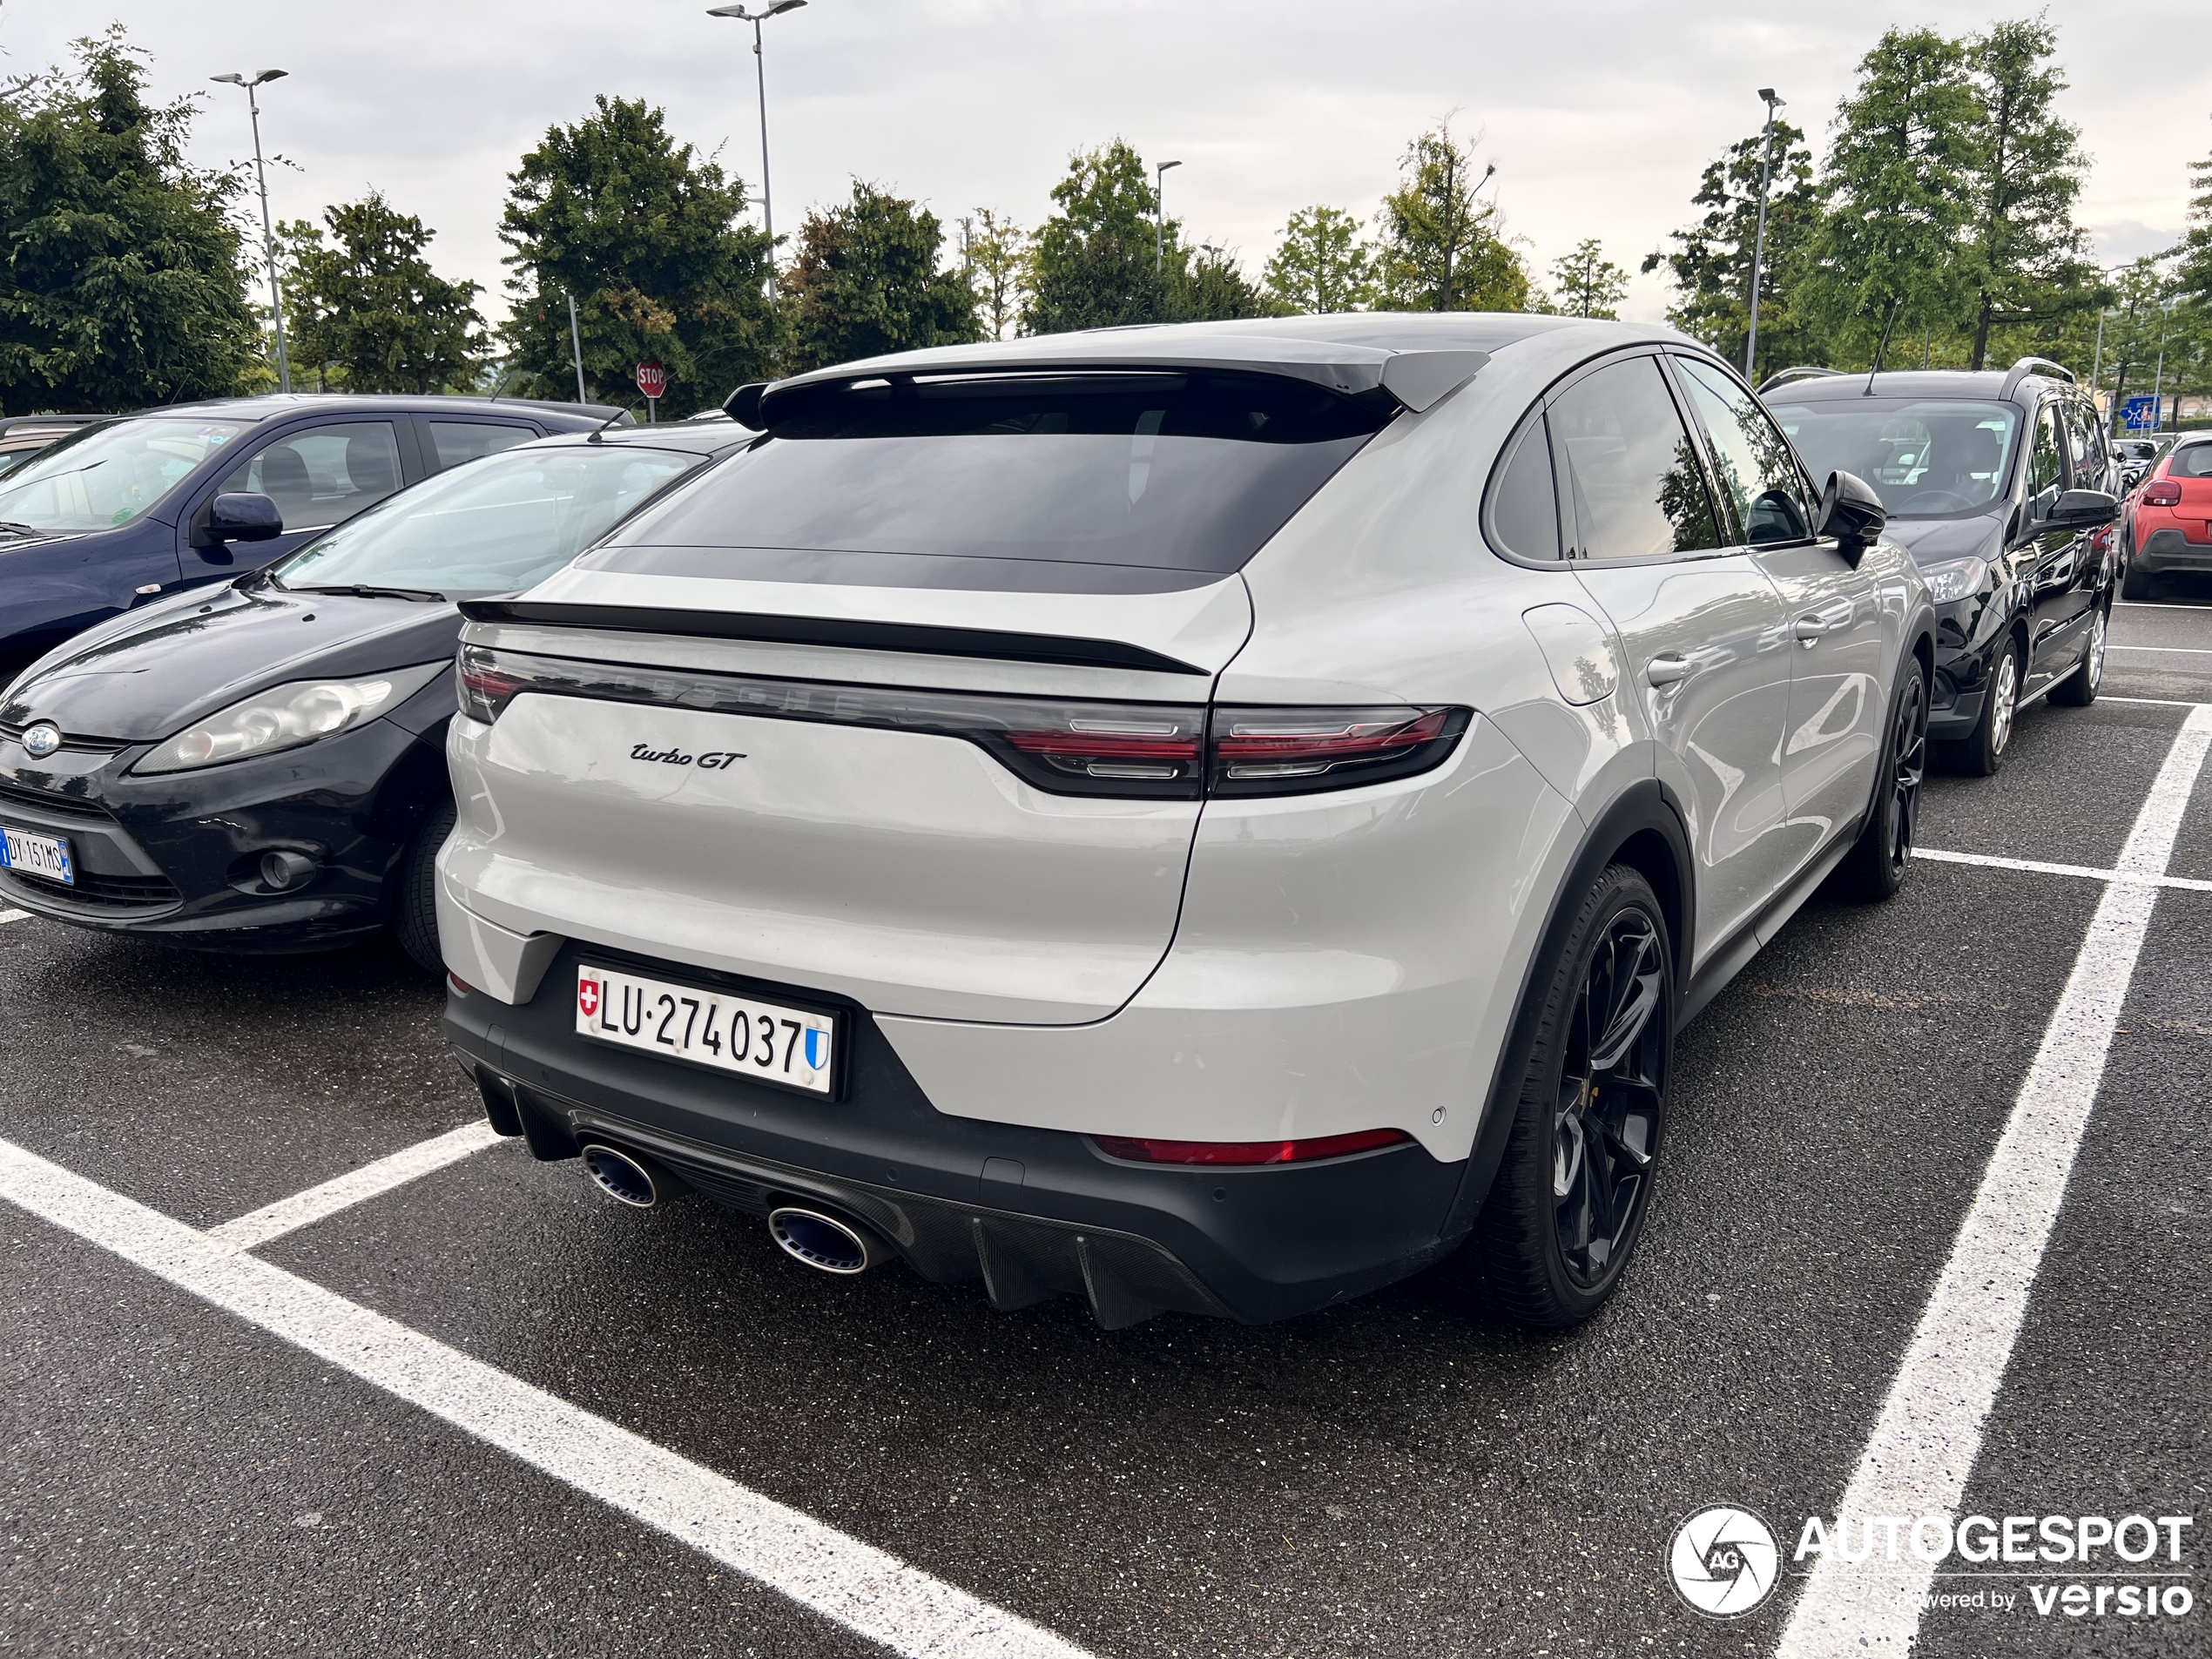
[455,646,1468,800]
[2141,479,2182,507]
[1091,1128,1412,1164]
[447,971,472,995]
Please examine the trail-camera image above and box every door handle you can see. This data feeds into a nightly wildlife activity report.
[1646,654,1693,686]
[1793,602,1854,644]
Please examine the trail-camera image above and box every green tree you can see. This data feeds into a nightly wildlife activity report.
[1025,139,1170,333]
[1642,118,1825,376]
[779,181,980,373]
[1545,239,1629,319]
[1801,28,1982,370]
[2095,258,2181,435]
[1373,126,1529,313]
[1262,206,1375,313]
[2175,122,2212,308]
[279,193,485,393]
[961,207,1028,341]
[0,28,259,413]
[499,96,772,416]
[1959,18,2094,369]
[1170,246,1273,320]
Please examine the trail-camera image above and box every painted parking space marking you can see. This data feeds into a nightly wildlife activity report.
[2101,694,2207,707]
[206,1120,504,1251]
[1777,705,2212,1657]
[2107,643,2212,655]
[0,908,30,925]
[0,1136,1091,1659]
[1914,846,2212,894]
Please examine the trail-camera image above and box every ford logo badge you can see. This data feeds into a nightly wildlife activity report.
[22,723,61,759]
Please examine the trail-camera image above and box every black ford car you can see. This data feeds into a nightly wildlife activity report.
[0,422,741,968]
[1763,358,2120,773]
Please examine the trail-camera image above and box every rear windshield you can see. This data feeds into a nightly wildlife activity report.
[1767,397,2020,519]
[577,370,1394,592]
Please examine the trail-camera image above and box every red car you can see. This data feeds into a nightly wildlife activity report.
[2121,434,2212,600]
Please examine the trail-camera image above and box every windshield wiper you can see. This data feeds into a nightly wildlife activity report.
[291,583,448,602]
[0,521,46,536]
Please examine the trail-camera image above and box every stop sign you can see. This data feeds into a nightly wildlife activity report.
[634,360,667,399]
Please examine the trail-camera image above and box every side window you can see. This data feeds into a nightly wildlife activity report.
[2027,405,2063,517]
[1547,355,1723,561]
[1674,358,1813,545]
[1485,410,1562,561]
[429,421,536,473]
[2062,401,2106,489]
[218,421,402,529]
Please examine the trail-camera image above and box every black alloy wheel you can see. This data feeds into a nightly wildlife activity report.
[1458,864,1675,1327]
[1833,657,1928,902]
[1945,635,2018,778]
[2051,597,2107,707]
[1550,906,1669,1290]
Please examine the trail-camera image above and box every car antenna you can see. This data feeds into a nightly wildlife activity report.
[585,407,628,444]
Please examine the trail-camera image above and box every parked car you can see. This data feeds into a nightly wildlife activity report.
[1762,358,2119,775]
[0,424,738,968]
[0,394,627,686]
[438,315,1933,1331]
[0,415,108,479]
[2120,432,2212,600]
[2112,435,2168,493]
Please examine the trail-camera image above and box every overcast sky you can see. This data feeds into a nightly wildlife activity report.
[5,1,2205,327]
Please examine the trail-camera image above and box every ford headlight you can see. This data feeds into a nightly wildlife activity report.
[134,662,448,774]
[1919,555,1990,605]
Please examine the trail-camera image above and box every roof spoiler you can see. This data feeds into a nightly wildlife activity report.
[2000,356,2076,400]
[1755,367,1844,395]
[721,348,1486,432]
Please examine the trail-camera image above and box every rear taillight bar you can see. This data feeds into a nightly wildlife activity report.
[1091,1128,1412,1164]
[456,645,1467,801]
[2141,479,2182,507]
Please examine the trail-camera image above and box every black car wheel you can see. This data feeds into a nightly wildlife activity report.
[1944,633,2019,777]
[2051,598,2107,707]
[393,794,456,974]
[2121,562,2154,603]
[1832,656,1928,902]
[1459,864,1672,1327]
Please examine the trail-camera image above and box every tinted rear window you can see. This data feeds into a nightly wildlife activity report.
[578,371,1394,592]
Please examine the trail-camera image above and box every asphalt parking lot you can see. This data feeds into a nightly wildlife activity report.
[3,588,2209,1658]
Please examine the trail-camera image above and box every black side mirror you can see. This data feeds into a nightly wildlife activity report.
[1817,469,1887,566]
[199,492,283,547]
[2041,488,2117,531]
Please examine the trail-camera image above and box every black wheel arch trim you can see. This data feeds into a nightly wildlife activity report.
[1440,778,1695,1243]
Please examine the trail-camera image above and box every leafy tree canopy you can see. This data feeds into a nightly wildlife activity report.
[499,95,772,416]
[2175,121,2212,309]
[0,27,259,414]
[1373,126,1529,314]
[280,193,485,393]
[1025,139,1171,333]
[1544,239,1629,320]
[961,208,1029,341]
[1263,206,1374,314]
[779,181,979,374]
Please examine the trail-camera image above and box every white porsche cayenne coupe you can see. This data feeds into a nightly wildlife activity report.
[438,314,1933,1330]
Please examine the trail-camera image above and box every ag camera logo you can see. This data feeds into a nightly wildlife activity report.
[1670,1505,1781,1617]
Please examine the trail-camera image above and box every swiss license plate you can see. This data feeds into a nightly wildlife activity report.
[575,964,836,1095]
[0,825,72,885]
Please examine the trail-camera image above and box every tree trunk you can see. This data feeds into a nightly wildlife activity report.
[1970,293,1994,372]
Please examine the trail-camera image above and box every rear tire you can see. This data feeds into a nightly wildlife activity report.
[1939,634,2019,778]
[1831,655,1928,903]
[1455,865,1673,1329]
[2121,561,2153,604]
[2050,598,2107,707]
[392,794,456,975]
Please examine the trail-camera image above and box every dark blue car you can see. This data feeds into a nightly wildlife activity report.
[0,395,624,683]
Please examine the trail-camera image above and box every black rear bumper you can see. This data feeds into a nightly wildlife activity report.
[443,939,1467,1328]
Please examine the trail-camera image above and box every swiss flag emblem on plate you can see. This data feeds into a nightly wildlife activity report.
[577,977,601,1019]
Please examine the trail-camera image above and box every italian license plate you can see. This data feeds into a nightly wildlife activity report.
[575,963,836,1095]
[0,825,72,885]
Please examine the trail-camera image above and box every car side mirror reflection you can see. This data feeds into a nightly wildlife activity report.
[1816,469,1886,567]
[2040,488,2117,531]
[199,492,284,547]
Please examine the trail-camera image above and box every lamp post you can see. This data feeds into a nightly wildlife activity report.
[1743,86,1784,381]
[2150,297,2175,434]
[1154,158,1182,275]
[211,69,292,395]
[707,0,807,293]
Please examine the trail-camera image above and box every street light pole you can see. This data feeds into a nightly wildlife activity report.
[708,1,807,292]
[1155,159,1182,276]
[212,70,293,394]
[1743,87,1784,381]
[2150,298,2175,434]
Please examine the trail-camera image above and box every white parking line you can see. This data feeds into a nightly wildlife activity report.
[0,1136,1089,1659]
[2107,643,2212,655]
[1915,846,2212,894]
[0,908,30,925]
[2102,694,2208,707]
[206,1121,504,1251]
[1777,704,2212,1656]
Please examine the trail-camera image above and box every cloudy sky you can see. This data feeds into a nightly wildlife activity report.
[5,0,2205,327]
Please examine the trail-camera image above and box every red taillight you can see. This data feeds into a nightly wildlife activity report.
[457,648,524,722]
[2142,479,2182,507]
[1091,1127,1412,1164]
[1209,705,1468,796]
[1002,723,1204,784]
